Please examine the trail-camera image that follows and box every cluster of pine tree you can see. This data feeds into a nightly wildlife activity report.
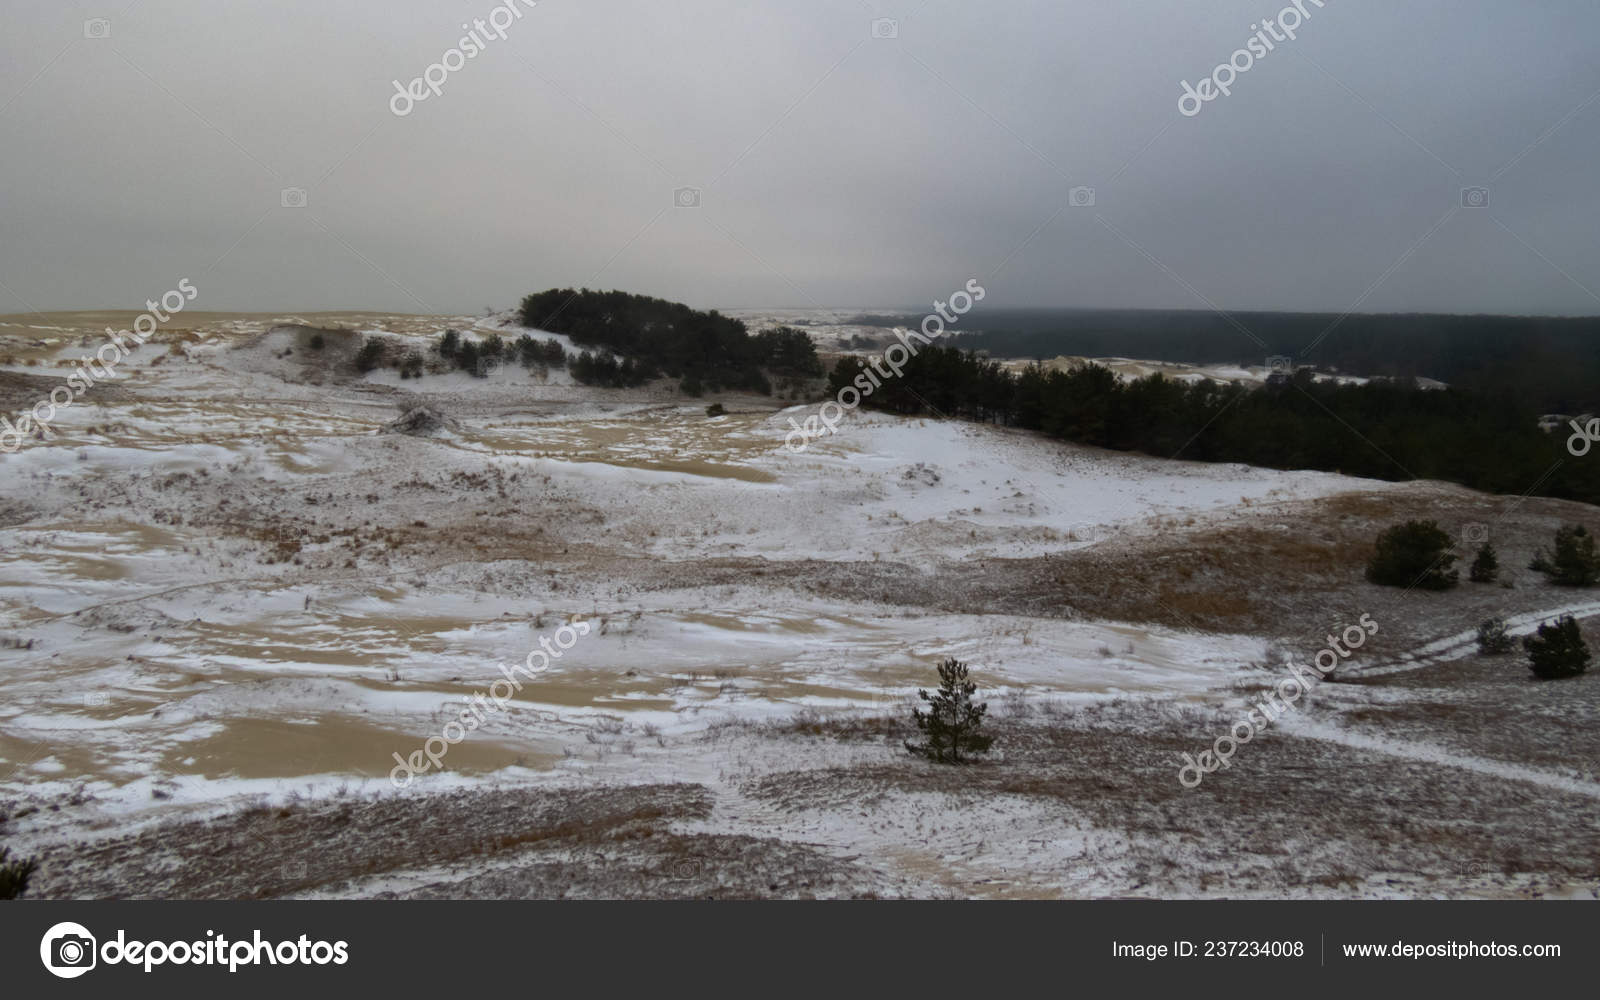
[517,289,820,393]
[947,309,1600,415]
[435,329,568,378]
[1529,524,1600,585]
[568,351,651,387]
[347,334,424,378]
[825,348,1600,505]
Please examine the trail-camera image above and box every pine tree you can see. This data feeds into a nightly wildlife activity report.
[354,338,384,373]
[1365,520,1458,590]
[1528,524,1600,586]
[1522,615,1590,680]
[1469,543,1499,583]
[906,658,993,764]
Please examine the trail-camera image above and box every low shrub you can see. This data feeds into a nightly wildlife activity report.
[1476,617,1513,655]
[0,846,40,899]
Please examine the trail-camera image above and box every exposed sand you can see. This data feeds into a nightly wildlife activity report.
[2,311,1597,899]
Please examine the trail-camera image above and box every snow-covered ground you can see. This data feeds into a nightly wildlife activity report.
[1,311,1595,899]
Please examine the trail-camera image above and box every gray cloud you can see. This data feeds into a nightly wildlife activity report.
[1,0,1597,315]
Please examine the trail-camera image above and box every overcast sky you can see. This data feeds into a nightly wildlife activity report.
[2,0,1598,316]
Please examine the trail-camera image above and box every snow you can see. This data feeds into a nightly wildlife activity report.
[0,313,1406,819]
[1,309,1586,900]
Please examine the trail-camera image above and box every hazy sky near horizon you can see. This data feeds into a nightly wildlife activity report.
[2,0,1599,317]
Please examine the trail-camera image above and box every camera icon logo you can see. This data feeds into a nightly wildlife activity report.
[1462,522,1489,547]
[870,18,899,39]
[40,922,97,979]
[83,18,111,39]
[280,187,308,209]
[671,857,703,879]
[1461,186,1489,209]
[673,186,701,208]
[1068,185,1096,208]
[83,691,109,708]
[1266,354,1294,374]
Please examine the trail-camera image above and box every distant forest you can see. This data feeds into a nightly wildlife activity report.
[495,293,1599,503]
[520,288,821,394]
[846,308,1600,415]
[828,347,1600,506]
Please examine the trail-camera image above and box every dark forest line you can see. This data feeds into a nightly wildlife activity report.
[845,308,1600,414]
[827,347,1600,506]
